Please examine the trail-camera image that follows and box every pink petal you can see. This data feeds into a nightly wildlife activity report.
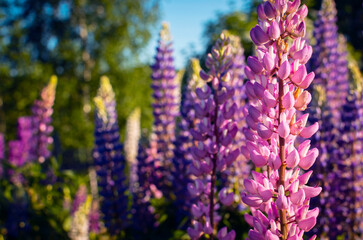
[277,60,291,80]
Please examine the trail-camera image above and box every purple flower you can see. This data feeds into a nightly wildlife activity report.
[188,33,237,240]
[242,0,320,239]
[149,22,179,194]
[31,75,57,163]
[93,76,128,235]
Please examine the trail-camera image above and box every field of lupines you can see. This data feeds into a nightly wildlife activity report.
[0,0,362,239]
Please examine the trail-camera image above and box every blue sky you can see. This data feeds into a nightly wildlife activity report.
[143,0,252,69]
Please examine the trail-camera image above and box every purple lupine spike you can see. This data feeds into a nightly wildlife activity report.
[355,92,363,237]
[172,58,204,222]
[93,76,128,235]
[8,116,36,167]
[310,0,347,122]
[307,1,351,238]
[149,22,179,194]
[222,32,249,208]
[31,75,57,163]
[242,1,320,239]
[187,33,237,240]
[131,136,160,236]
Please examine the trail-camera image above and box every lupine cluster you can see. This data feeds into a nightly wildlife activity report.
[355,92,363,236]
[93,76,128,235]
[31,75,57,163]
[307,0,356,238]
[223,32,249,207]
[131,136,161,237]
[187,33,238,240]
[8,76,57,169]
[171,58,204,221]
[241,0,321,239]
[149,22,179,194]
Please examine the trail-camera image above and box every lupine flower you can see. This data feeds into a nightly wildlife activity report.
[355,92,363,237]
[222,32,249,207]
[242,1,320,239]
[149,22,179,194]
[7,76,57,169]
[172,58,204,222]
[187,33,237,240]
[31,75,57,163]
[93,76,128,235]
[131,136,160,237]
[8,117,36,167]
[124,108,141,193]
[69,195,91,240]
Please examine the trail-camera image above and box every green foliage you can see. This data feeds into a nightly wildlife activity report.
[0,0,159,163]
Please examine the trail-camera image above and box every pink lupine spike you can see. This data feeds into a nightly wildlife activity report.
[242,1,319,238]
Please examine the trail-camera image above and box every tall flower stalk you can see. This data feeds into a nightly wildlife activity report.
[149,22,179,194]
[242,0,320,239]
[172,58,204,221]
[93,76,128,235]
[223,32,249,206]
[31,75,57,163]
[188,33,237,240]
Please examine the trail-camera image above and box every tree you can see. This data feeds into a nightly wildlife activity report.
[0,0,159,163]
